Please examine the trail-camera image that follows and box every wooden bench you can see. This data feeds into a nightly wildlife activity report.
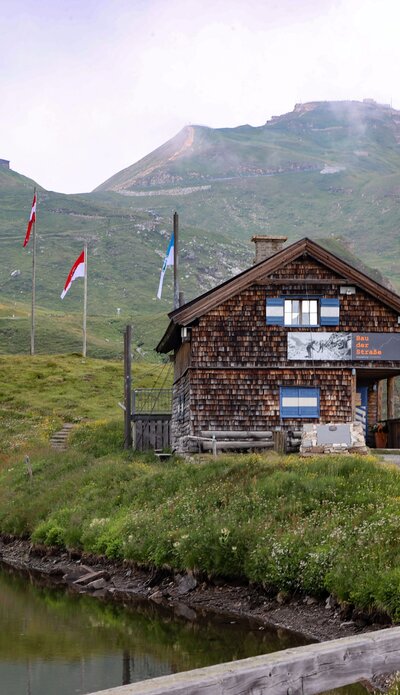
[188,430,274,455]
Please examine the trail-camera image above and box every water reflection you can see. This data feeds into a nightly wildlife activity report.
[0,564,365,695]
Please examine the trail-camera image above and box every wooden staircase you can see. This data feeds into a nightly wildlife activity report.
[50,423,75,451]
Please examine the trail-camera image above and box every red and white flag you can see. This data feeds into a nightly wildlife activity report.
[23,193,36,247]
[61,250,85,299]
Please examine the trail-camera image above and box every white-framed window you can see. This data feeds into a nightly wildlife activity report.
[266,297,340,327]
[284,299,318,326]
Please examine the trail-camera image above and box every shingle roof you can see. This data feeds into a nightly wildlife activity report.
[156,237,400,353]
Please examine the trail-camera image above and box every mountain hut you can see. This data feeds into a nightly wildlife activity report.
[156,236,400,453]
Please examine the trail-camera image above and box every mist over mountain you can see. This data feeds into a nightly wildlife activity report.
[95,99,400,193]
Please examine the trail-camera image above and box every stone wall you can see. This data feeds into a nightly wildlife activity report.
[300,421,368,455]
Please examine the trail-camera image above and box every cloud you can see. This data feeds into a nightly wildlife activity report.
[2,0,400,192]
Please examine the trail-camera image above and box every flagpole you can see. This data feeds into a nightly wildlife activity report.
[83,242,87,358]
[173,211,179,309]
[30,187,37,356]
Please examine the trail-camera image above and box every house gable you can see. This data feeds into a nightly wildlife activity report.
[157,238,400,353]
[190,257,400,370]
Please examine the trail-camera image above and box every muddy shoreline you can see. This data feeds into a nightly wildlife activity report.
[0,534,394,647]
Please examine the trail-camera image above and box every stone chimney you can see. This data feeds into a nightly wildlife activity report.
[251,235,288,264]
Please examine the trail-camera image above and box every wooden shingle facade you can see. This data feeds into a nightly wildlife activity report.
[157,237,400,452]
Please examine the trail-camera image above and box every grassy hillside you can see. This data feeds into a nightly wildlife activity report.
[1,100,399,356]
[0,170,249,356]
[0,354,172,455]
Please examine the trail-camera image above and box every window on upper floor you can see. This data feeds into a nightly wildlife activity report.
[284,299,318,326]
[266,297,340,327]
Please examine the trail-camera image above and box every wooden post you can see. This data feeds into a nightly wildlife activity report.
[30,187,37,356]
[388,376,396,420]
[377,380,383,422]
[25,455,33,482]
[83,242,88,358]
[350,369,357,420]
[124,325,132,449]
[273,430,286,454]
[173,212,179,310]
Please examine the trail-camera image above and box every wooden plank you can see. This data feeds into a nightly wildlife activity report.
[155,420,161,450]
[388,377,396,420]
[200,431,273,439]
[351,372,357,420]
[273,430,286,454]
[88,626,400,695]
[134,421,142,451]
[143,422,150,451]
[377,380,383,422]
[149,420,156,449]
[267,278,349,285]
[202,440,274,450]
[132,415,172,422]
[163,419,170,448]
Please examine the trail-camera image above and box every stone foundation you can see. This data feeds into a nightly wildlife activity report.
[300,422,368,455]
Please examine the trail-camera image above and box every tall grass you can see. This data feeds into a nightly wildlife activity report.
[1,354,400,618]
[0,354,172,466]
[1,417,400,620]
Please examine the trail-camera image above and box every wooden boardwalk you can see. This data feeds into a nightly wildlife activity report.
[89,626,400,695]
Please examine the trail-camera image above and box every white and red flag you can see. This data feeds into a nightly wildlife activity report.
[60,250,85,299]
[23,193,37,247]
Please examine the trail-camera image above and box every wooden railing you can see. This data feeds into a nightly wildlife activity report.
[89,626,400,695]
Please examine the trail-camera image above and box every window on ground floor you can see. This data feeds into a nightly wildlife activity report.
[280,387,320,418]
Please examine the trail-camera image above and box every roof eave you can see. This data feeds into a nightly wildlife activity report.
[156,320,180,353]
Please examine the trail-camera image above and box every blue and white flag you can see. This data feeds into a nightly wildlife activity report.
[157,233,174,299]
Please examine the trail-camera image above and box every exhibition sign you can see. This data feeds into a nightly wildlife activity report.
[287,332,400,361]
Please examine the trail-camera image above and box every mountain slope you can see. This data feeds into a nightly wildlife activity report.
[0,167,250,357]
[95,100,400,191]
[1,100,400,357]
[94,100,400,290]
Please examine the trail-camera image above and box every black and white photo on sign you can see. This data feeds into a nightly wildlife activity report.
[287,332,352,360]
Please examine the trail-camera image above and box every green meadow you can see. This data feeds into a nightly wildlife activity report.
[1,354,400,621]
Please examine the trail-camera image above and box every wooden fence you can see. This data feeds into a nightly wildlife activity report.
[132,415,171,451]
[89,626,400,695]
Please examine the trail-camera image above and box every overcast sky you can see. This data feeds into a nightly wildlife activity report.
[2,0,400,194]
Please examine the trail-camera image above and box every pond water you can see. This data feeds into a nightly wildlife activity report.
[0,564,367,695]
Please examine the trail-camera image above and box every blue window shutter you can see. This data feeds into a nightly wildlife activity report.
[320,298,340,326]
[298,388,320,417]
[266,298,284,325]
[280,387,300,418]
[281,387,320,418]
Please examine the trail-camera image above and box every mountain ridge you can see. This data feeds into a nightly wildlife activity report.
[94,99,400,193]
[1,99,399,356]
